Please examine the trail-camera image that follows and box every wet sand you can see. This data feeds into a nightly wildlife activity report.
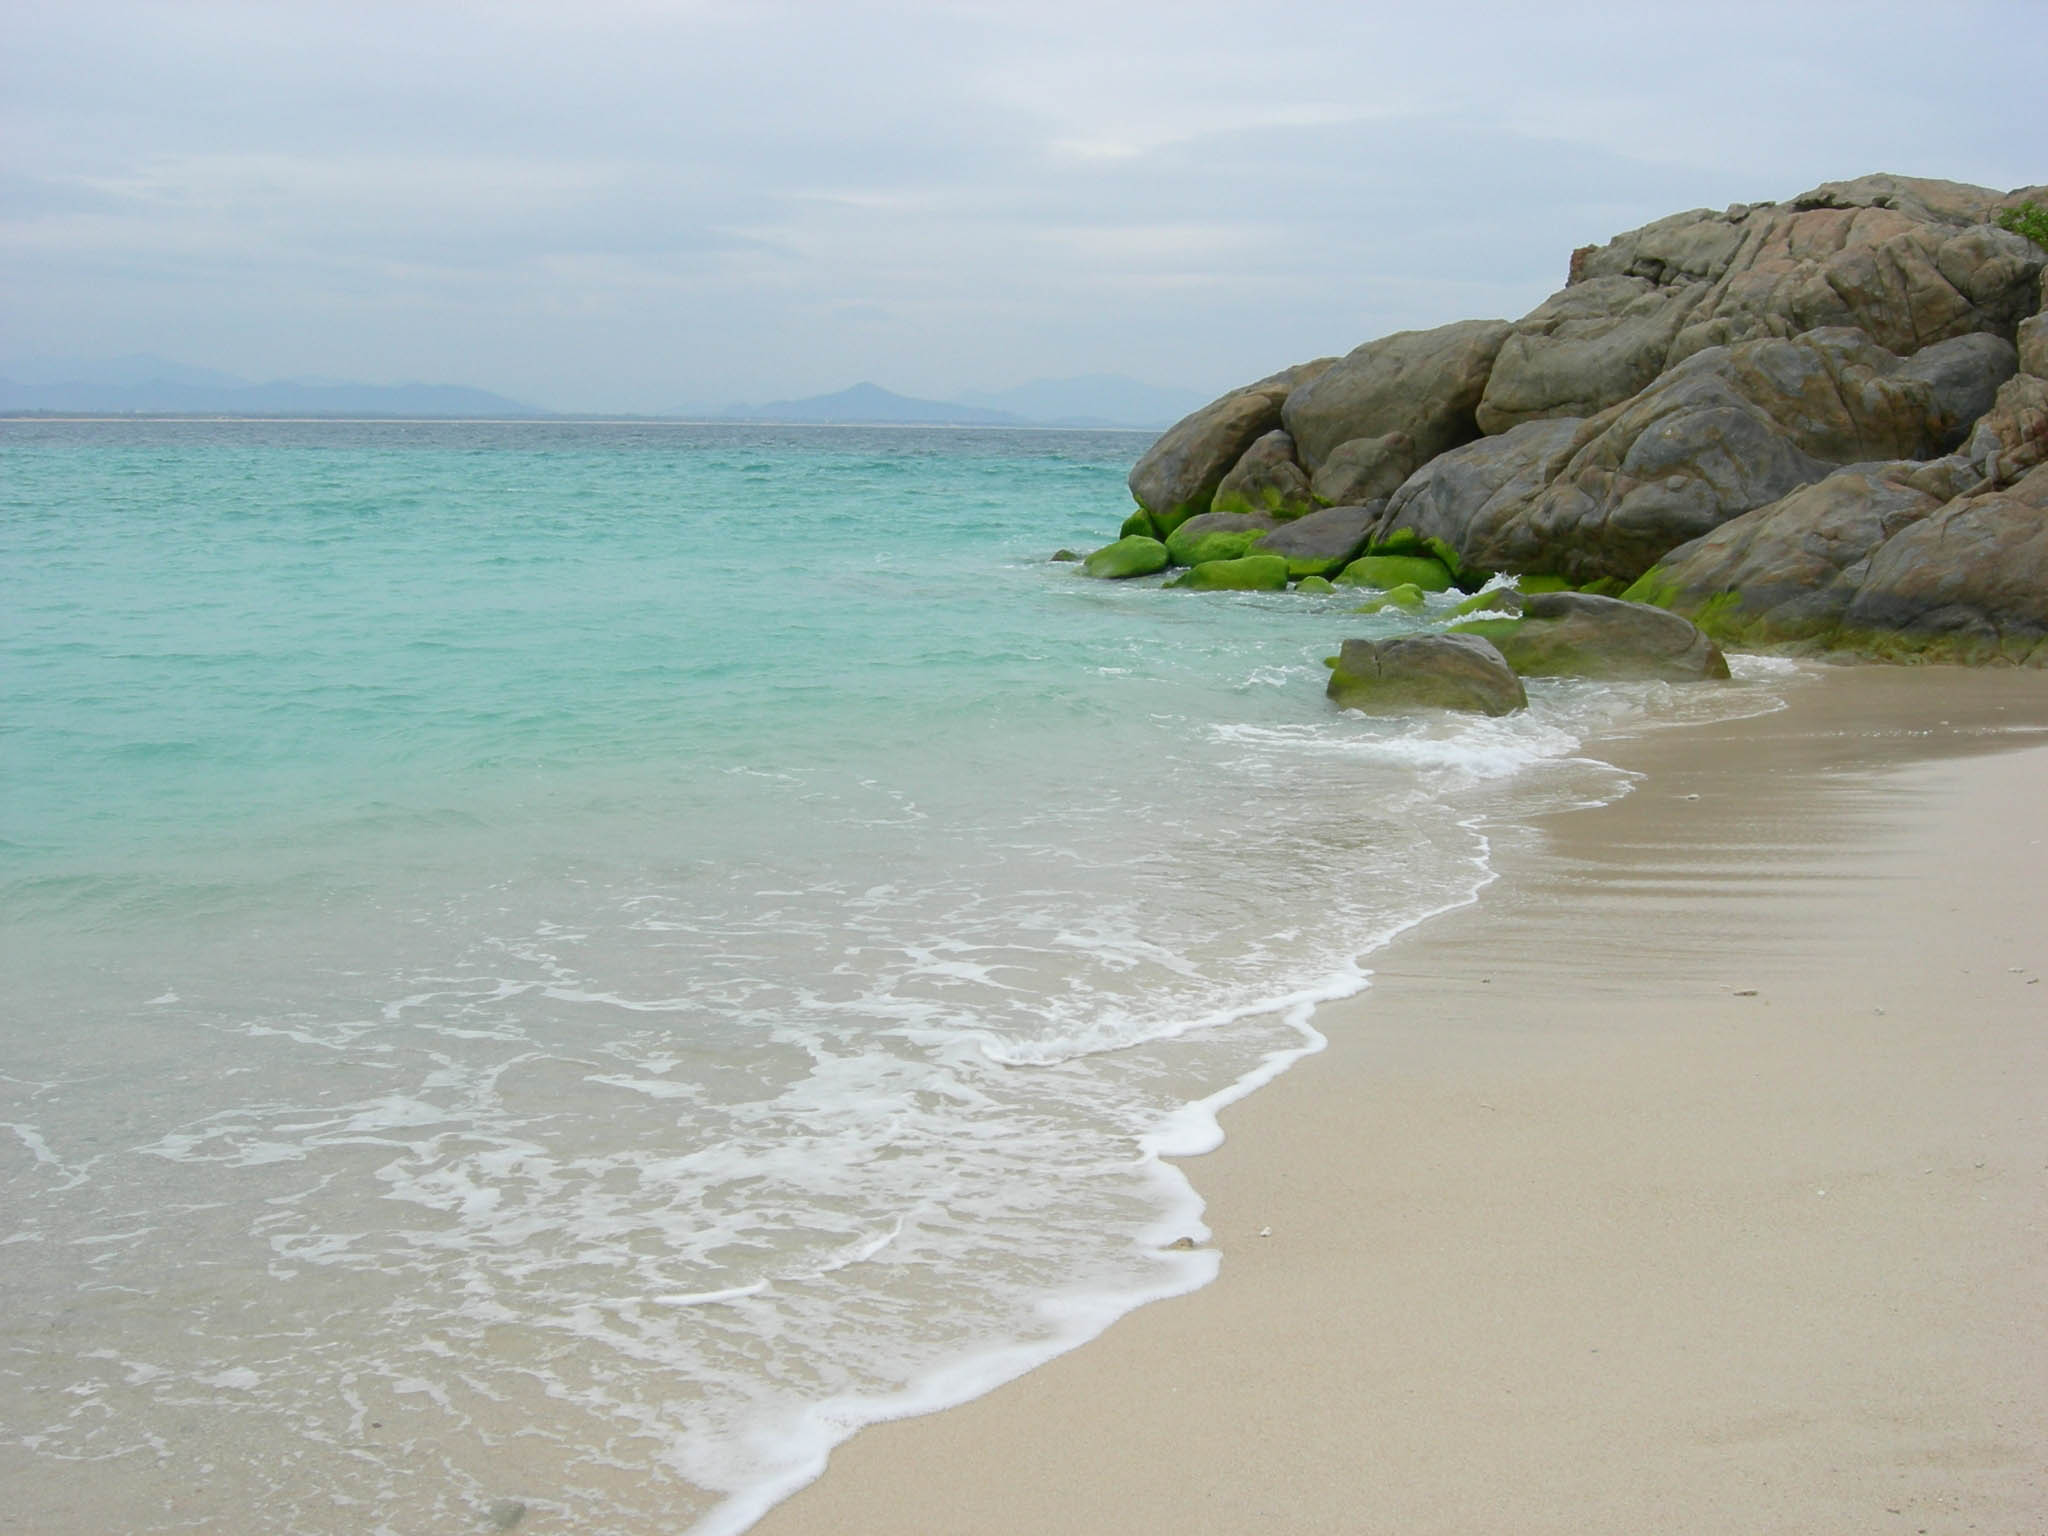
[755,664,2048,1536]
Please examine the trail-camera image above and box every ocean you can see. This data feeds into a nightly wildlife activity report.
[0,419,1789,1533]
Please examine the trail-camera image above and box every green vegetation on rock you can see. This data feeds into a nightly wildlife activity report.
[1354,582,1427,614]
[1167,526,1263,566]
[1119,508,1162,541]
[1165,555,1291,591]
[1333,553,1455,592]
[1997,200,2048,250]
[1081,535,1170,580]
[1293,575,1337,594]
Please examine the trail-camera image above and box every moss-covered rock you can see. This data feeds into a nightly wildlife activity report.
[1081,535,1170,580]
[1249,503,1381,578]
[1449,590,1730,680]
[1293,575,1337,594]
[1333,553,1455,592]
[1164,555,1291,591]
[1354,582,1428,614]
[1119,507,1163,541]
[1164,511,1281,568]
[1049,549,1080,562]
[1325,633,1527,717]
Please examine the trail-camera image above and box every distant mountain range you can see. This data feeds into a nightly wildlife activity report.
[1,355,1205,428]
[717,375,1204,429]
[0,354,543,417]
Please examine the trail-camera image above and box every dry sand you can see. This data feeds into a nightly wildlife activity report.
[754,664,2048,1536]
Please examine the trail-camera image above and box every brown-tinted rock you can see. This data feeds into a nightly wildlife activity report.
[1309,432,1417,507]
[1963,372,2048,485]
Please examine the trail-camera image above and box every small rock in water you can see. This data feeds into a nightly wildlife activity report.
[1733,989,1758,997]
[486,1499,527,1530]
[1163,1236,1199,1250]
[1049,549,1080,562]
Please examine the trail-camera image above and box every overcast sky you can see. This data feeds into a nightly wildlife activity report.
[4,0,2043,413]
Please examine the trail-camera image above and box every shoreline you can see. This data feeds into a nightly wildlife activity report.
[751,661,2048,1535]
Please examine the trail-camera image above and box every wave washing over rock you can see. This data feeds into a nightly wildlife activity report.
[1104,173,2048,669]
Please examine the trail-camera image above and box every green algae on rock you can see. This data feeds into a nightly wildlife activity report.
[1165,555,1291,591]
[1081,535,1171,580]
[1325,633,1527,717]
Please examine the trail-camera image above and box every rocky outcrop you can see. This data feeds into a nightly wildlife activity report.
[1325,633,1527,717]
[1211,430,1316,518]
[1281,320,1511,473]
[1248,503,1380,578]
[1451,328,1956,585]
[1127,360,1333,532]
[1109,173,2048,664]
[1451,591,1730,681]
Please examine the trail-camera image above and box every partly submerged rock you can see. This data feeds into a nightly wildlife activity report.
[1164,510,1281,567]
[1353,582,1428,614]
[1325,633,1527,716]
[1293,574,1337,594]
[1281,320,1512,472]
[1452,590,1730,680]
[1081,534,1170,579]
[1333,552,1456,592]
[1211,430,1316,518]
[1127,359,1335,531]
[1249,502,1381,579]
[1164,554,1291,591]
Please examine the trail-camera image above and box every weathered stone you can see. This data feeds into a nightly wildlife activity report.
[1164,511,1281,567]
[1497,328,1950,584]
[1452,591,1729,680]
[1281,320,1512,472]
[1049,549,1080,562]
[1325,633,1527,717]
[1963,372,2048,485]
[2020,310,2048,380]
[1895,333,2018,450]
[1127,358,1335,531]
[1249,503,1381,579]
[1164,554,1291,591]
[1333,553,1456,592]
[1376,417,1583,574]
[1626,461,1953,642]
[1119,507,1162,540]
[1309,433,1417,507]
[1840,461,2048,662]
[1476,275,1700,434]
[1211,430,1316,518]
[1080,535,1169,580]
[1561,176,2047,379]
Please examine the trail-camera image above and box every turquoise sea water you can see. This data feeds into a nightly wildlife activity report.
[1,420,1785,1533]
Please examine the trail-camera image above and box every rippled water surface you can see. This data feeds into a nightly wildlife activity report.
[1,420,1787,1533]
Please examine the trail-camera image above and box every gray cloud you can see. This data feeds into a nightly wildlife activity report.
[4,0,2042,411]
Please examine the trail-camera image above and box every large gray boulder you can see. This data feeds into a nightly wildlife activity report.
[1308,432,1418,507]
[1374,417,1584,573]
[1127,358,1334,532]
[1490,328,1954,584]
[1628,459,1971,642]
[1325,633,1527,717]
[1281,319,1512,472]
[1840,461,2048,662]
[1211,429,1315,518]
[1895,333,2018,450]
[1452,591,1730,681]
[1249,503,1381,579]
